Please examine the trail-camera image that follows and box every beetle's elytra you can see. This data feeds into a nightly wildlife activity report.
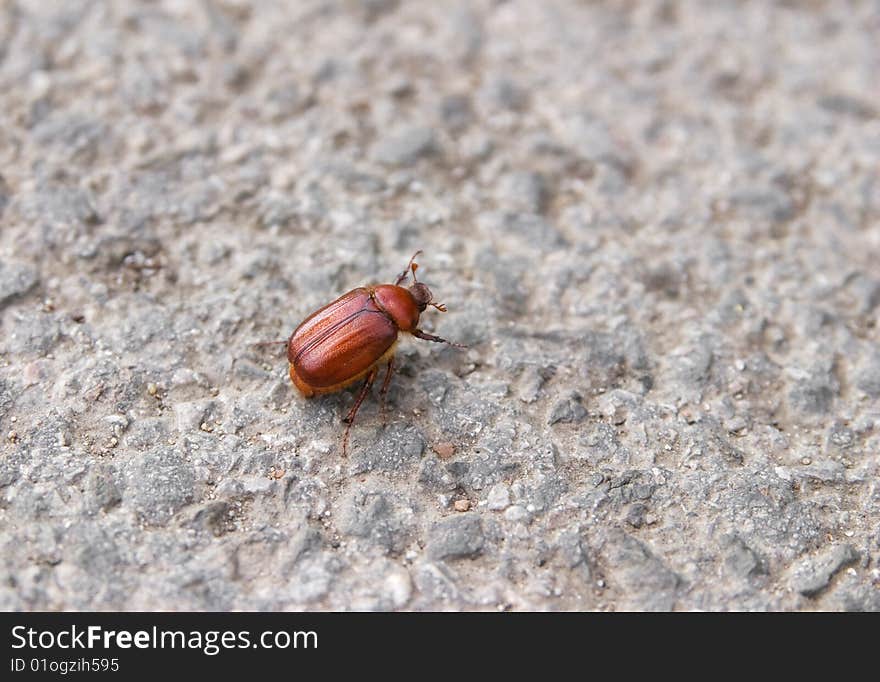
[287,251,464,454]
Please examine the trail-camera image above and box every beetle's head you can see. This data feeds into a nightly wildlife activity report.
[409,282,448,313]
[409,282,433,311]
[397,252,449,314]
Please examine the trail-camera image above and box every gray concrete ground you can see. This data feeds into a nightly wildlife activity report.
[1,0,879,610]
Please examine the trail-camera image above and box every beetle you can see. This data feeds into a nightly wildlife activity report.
[287,251,464,454]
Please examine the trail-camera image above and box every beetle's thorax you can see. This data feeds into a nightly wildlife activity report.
[371,284,421,332]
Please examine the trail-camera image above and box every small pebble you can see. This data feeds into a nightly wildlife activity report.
[433,442,455,459]
[504,505,528,523]
[487,484,511,511]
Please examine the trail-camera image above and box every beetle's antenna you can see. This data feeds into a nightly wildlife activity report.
[394,250,423,285]
[430,301,447,312]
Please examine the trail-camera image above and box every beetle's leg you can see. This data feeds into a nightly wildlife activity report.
[341,366,379,456]
[253,339,289,352]
[412,329,467,348]
[379,356,395,427]
[394,250,423,286]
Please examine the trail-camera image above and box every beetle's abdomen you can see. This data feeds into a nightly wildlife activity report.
[288,287,398,393]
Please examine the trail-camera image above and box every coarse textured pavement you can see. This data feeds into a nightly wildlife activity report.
[1,0,879,611]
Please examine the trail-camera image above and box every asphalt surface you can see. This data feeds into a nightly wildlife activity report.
[1,1,878,610]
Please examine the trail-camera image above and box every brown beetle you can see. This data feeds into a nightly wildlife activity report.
[287,251,463,453]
